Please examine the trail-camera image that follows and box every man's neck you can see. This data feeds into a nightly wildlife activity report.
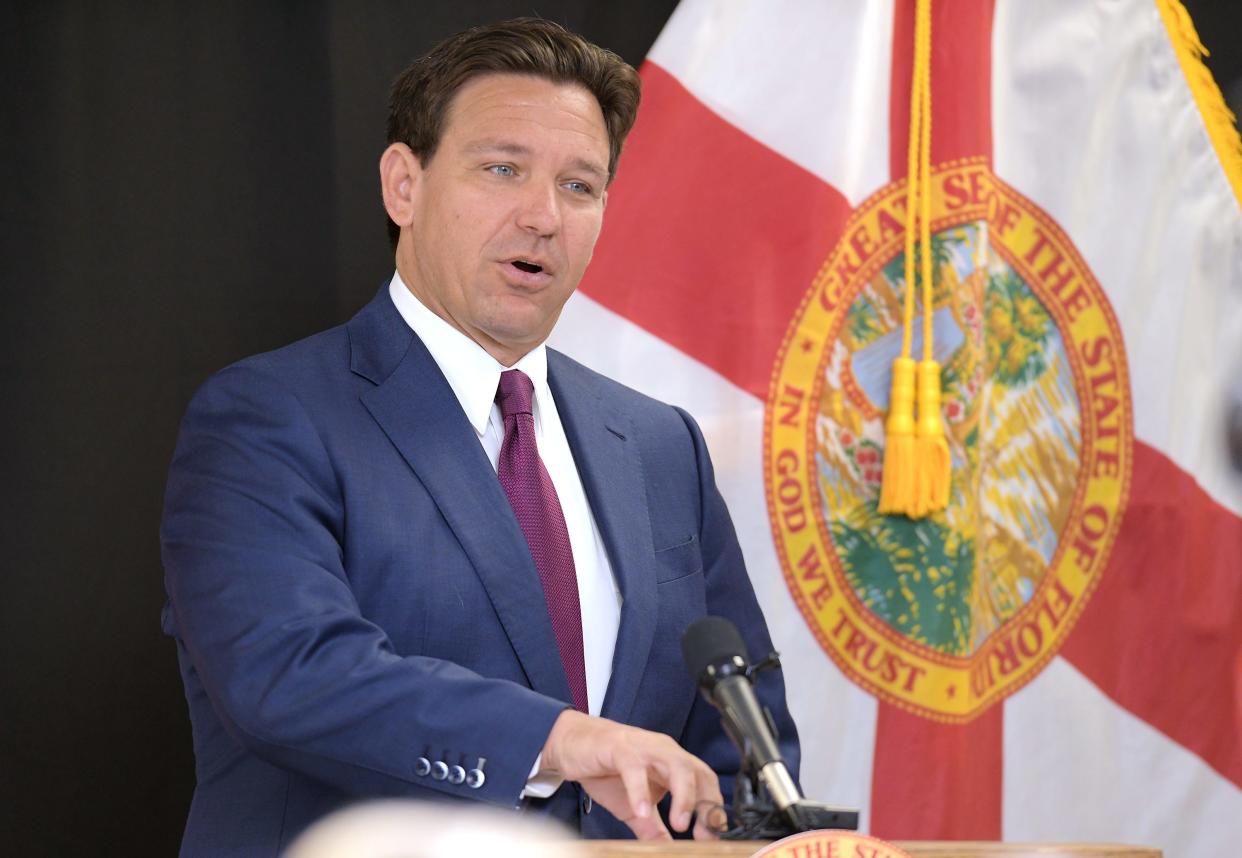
[393,261,534,367]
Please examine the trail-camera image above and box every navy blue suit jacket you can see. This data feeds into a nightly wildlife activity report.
[160,287,799,855]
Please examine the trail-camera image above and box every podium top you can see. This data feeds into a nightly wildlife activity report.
[579,842,1161,858]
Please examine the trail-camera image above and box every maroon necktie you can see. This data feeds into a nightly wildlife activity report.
[495,369,589,713]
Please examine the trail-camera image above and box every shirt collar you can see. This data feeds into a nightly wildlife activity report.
[388,271,549,435]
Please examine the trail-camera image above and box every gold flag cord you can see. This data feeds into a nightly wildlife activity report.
[879,0,950,518]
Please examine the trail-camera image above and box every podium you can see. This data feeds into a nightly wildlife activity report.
[579,842,1162,857]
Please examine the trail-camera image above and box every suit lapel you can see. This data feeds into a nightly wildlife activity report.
[347,290,574,706]
[548,352,657,726]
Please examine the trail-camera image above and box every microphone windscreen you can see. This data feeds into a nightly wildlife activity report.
[681,615,748,682]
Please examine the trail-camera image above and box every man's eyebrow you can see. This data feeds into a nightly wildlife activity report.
[463,139,531,157]
[463,139,608,182]
[569,158,609,183]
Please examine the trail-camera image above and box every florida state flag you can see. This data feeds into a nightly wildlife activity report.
[549,1,1242,853]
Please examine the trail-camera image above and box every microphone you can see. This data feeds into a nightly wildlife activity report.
[681,616,858,836]
[681,616,801,809]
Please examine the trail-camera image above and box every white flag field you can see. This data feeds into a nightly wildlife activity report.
[549,1,1242,854]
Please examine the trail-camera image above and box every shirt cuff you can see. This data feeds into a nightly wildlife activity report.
[519,752,564,799]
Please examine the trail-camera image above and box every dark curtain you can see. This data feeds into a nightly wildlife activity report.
[0,3,675,854]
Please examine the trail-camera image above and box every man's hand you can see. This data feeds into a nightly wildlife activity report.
[539,710,724,841]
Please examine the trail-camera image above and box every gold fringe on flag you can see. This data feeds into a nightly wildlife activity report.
[1155,0,1242,213]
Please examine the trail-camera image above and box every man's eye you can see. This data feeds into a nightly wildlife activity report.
[565,181,592,195]
[489,165,515,177]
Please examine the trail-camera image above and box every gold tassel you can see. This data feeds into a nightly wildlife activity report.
[909,0,949,518]
[879,0,932,517]
[879,357,918,514]
[913,359,950,517]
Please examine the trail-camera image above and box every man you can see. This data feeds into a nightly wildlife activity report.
[161,18,798,856]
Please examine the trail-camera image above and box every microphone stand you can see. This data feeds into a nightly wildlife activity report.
[721,654,860,840]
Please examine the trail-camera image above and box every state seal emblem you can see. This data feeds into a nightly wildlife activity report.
[754,830,914,858]
[764,158,1133,721]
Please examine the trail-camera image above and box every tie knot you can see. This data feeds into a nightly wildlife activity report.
[496,369,535,418]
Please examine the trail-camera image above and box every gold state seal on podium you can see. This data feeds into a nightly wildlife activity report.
[754,830,914,858]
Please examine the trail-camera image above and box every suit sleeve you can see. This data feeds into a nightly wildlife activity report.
[669,407,803,796]
[160,364,566,806]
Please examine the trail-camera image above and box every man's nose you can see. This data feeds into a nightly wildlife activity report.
[515,181,561,237]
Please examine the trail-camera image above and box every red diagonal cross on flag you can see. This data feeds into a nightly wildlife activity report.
[550,1,1242,854]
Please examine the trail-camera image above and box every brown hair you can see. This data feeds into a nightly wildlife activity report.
[385,17,642,247]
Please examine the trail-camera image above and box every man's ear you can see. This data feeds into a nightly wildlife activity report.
[380,143,422,230]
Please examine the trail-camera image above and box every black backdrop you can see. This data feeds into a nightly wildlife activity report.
[2,3,1238,856]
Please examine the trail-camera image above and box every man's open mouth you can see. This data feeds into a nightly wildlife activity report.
[511,259,544,274]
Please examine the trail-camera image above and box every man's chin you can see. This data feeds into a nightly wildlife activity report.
[472,321,554,365]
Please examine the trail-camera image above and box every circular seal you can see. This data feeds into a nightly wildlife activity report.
[764,158,1133,721]
[753,830,914,858]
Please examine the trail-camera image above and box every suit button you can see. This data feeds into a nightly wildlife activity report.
[466,767,486,789]
[581,792,593,814]
[414,757,431,777]
[448,764,466,785]
[431,760,449,781]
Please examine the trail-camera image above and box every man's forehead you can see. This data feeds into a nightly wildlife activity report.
[441,74,608,166]
[448,71,593,105]
[443,74,605,133]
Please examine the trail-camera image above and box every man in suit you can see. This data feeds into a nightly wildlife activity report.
[161,18,798,856]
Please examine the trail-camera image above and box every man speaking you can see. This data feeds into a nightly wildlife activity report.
[160,18,798,856]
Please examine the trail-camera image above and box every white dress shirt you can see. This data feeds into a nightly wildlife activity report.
[388,274,622,792]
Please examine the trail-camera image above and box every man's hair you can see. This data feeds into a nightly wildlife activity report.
[385,17,642,247]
